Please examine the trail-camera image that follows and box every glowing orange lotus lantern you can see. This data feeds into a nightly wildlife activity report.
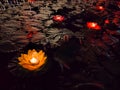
[87,22,101,30]
[18,49,47,71]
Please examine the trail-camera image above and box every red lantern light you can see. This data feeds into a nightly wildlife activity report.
[96,6,105,11]
[87,22,101,30]
[28,0,36,3]
[27,32,33,39]
[53,15,65,22]
[105,19,110,24]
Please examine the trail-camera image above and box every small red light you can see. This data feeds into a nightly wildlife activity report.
[87,22,101,30]
[27,32,33,39]
[97,6,105,11]
[53,15,65,22]
[28,0,36,3]
[105,19,110,24]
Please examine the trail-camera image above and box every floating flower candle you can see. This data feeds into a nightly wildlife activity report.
[96,6,105,11]
[53,15,65,22]
[87,22,101,30]
[18,49,47,71]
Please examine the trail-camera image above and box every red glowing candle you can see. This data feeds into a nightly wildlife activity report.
[87,22,101,30]
[28,0,36,3]
[96,6,105,11]
[53,15,65,22]
[105,19,110,24]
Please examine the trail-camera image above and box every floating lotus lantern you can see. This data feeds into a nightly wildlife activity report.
[86,22,101,30]
[96,6,105,11]
[8,49,49,77]
[53,15,65,22]
[18,49,47,71]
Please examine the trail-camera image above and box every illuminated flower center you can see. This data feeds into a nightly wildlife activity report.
[30,57,39,65]
[18,49,47,71]
[91,23,96,27]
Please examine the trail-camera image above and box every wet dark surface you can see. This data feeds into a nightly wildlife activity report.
[0,0,120,90]
[0,42,120,90]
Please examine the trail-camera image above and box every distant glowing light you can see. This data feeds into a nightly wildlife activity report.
[28,0,36,3]
[27,32,33,39]
[53,15,65,22]
[105,19,110,24]
[87,22,101,30]
[97,6,105,11]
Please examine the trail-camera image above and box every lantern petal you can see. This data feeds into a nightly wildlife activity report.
[38,50,43,55]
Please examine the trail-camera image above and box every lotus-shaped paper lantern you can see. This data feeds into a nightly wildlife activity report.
[18,49,47,71]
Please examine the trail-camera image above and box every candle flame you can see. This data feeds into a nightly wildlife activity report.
[30,57,39,65]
